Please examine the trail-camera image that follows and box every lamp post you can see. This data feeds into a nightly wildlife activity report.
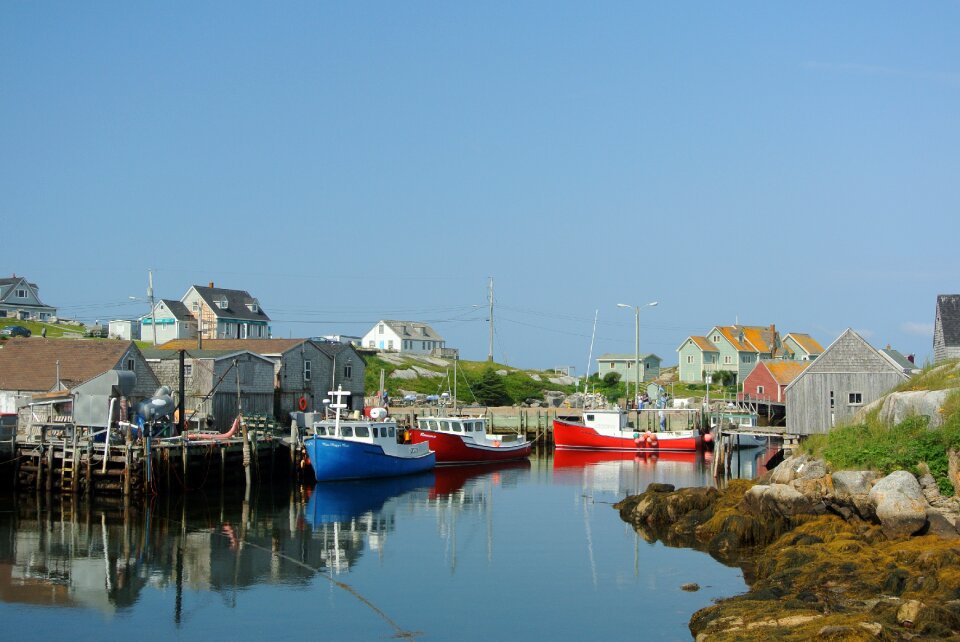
[617,301,658,417]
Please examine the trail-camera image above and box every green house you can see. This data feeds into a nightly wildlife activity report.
[596,353,662,385]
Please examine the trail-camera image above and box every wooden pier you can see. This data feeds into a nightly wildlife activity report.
[12,420,286,497]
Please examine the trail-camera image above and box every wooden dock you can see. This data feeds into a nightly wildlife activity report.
[12,420,286,497]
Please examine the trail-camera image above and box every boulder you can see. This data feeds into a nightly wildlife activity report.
[768,454,826,485]
[868,471,929,539]
[897,599,924,627]
[831,470,879,518]
[879,390,950,429]
[411,366,443,378]
[548,375,577,386]
[742,484,814,518]
[530,374,541,382]
[542,391,566,408]
[924,509,960,539]
[389,369,418,380]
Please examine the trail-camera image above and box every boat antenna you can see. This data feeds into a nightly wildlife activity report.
[582,309,598,395]
[329,385,349,432]
[453,353,458,415]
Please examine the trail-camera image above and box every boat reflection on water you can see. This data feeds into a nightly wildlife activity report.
[430,460,532,500]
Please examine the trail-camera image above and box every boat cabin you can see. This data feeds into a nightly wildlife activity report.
[417,417,487,437]
[581,410,629,432]
[313,420,399,442]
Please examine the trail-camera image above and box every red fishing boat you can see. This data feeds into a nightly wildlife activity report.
[553,408,702,452]
[408,415,533,465]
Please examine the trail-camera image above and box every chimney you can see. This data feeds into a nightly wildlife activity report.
[886,344,891,350]
[209,281,214,288]
[907,354,915,364]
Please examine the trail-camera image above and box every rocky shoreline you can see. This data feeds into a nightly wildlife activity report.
[616,455,960,640]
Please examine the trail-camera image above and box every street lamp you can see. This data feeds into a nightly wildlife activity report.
[617,301,658,412]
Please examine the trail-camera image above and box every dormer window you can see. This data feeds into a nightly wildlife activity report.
[246,299,259,313]
[15,288,26,298]
[420,327,427,336]
[215,296,228,309]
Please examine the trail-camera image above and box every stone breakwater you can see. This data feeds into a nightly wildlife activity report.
[615,455,960,640]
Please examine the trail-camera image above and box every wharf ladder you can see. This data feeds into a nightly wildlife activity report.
[60,441,79,493]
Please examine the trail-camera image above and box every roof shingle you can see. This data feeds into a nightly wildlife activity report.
[0,338,135,392]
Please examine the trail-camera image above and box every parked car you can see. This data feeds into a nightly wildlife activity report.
[0,325,31,337]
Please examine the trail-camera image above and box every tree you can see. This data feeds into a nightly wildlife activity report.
[473,368,512,406]
[602,372,622,386]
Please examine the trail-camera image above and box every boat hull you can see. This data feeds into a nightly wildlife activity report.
[408,429,532,464]
[305,437,435,482]
[552,418,701,452]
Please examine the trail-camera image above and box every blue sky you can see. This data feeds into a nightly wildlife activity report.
[2,3,957,370]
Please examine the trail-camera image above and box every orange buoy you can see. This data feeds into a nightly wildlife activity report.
[298,396,308,411]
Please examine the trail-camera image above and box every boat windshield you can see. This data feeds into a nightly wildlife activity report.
[355,426,369,437]
[315,426,327,436]
[341,426,354,437]
[372,427,379,437]
[462,422,472,432]
[418,420,428,430]
[451,421,463,433]
[389,427,396,437]
[440,420,451,432]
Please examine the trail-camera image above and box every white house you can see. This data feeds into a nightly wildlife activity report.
[108,319,141,341]
[140,299,197,344]
[362,320,446,354]
[0,275,56,321]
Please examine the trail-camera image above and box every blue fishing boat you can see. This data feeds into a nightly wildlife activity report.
[304,386,435,482]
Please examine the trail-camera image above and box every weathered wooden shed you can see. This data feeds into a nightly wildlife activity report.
[143,349,275,431]
[785,328,909,436]
[934,294,960,363]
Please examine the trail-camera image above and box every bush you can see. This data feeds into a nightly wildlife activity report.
[603,372,622,386]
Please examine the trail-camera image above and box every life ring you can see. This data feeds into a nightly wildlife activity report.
[298,396,308,411]
[493,440,501,447]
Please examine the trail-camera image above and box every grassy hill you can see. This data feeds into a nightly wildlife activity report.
[362,353,579,405]
[0,318,86,339]
[803,360,960,494]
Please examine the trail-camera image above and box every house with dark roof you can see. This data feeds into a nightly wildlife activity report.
[785,329,909,435]
[934,294,960,363]
[0,274,56,321]
[153,338,367,415]
[139,299,197,344]
[142,348,276,431]
[361,320,447,355]
[181,282,270,341]
[881,346,920,375]
[0,338,159,413]
[596,353,662,384]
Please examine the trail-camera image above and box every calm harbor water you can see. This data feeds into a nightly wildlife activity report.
[0,447,774,640]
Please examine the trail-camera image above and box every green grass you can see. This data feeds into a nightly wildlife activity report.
[803,385,960,495]
[0,318,86,339]
[363,354,579,405]
[894,360,960,392]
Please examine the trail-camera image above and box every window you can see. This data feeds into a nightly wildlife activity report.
[741,355,751,363]
[372,427,379,437]
[849,392,863,405]
[126,358,135,371]
[15,288,26,298]
[344,362,352,379]
[355,426,369,437]
[247,300,259,313]
[216,296,228,309]
[627,362,633,369]
[713,334,720,342]
[724,356,732,364]
[340,426,354,437]
[585,414,594,422]
[451,422,463,433]
[240,323,248,339]
[440,421,451,432]
[418,420,428,430]
[388,340,394,349]
[184,364,193,377]
[686,356,693,364]
[830,391,835,409]
[368,340,375,347]
[303,360,312,382]
[315,426,327,435]
[389,427,396,438]
[379,324,384,334]
[756,385,764,395]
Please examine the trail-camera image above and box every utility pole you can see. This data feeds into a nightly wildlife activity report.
[148,269,157,345]
[487,277,494,362]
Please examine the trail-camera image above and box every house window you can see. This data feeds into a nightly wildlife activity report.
[303,360,312,382]
[741,355,751,363]
[848,392,863,405]
[368,340,374,348]
[344,362,353,379]
[16,288,26,298]
[240,324,248,339]
[126,358,135,371]
[192,301,199,311]
[830,391,835,409]
[686,356,693,364]
[724,356,732,364]
[713,334,720,342]
[379,324,384,334]
[388,340,394,350]
[184,364,193,377]
[216,296,228,309]
[626,362,632,368]
[610,363,615,369]
[756,385,764,395]
[247,300,259,313]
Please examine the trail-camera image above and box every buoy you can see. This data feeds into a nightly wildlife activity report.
[703,433,714,443]
[298,396,308,411]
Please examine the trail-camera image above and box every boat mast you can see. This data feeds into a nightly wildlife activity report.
[453,354,458,415]
[582,309,598,396]
[487,277,494,362]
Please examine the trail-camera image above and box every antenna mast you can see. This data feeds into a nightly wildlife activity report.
[148,268,157,345]
[487,277,494,362]
[582,309,598,393]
